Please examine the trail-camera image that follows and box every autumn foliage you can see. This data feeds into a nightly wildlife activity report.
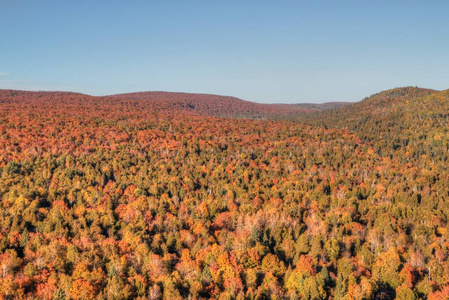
[0,88,448,299]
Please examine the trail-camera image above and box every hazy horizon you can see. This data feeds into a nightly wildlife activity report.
[2,86,363,104]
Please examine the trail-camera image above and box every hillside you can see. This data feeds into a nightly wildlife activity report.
[0,90,352,119]
[0,90,320,119]
[301,87,437,130]
[0,88,449,299]
[107,91,317,118]
[299,87,449,160]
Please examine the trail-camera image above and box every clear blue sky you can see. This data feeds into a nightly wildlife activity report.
[1,1,448,103]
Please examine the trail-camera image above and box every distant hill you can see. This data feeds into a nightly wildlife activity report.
[109,92,352,115]
[293,101,351,111]
[0,89,344,119]
[0,89,350,120]
[106,91,317,118]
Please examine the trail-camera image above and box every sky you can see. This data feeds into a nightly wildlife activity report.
[1,1,449,103]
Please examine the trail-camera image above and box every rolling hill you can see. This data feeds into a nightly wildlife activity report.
[300,87,449,160]
[0,89,338,119]
[300,86,438,131]
[107,91,313,118]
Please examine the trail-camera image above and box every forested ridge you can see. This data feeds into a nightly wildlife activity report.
[0,88,448,299]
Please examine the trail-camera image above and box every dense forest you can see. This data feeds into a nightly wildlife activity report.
[0,87,448,299]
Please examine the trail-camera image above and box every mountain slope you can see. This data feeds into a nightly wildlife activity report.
[107,91,320,117]
[302,86,437,130]
[0,89,321,119]
[300,87,449,158]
